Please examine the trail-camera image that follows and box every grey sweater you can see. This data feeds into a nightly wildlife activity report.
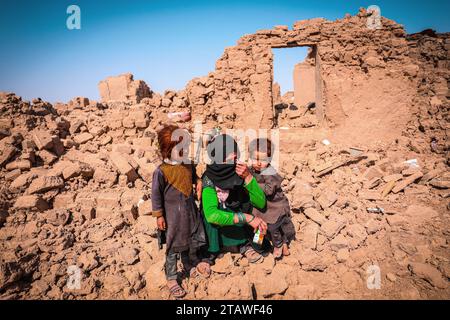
[250,166,291,224]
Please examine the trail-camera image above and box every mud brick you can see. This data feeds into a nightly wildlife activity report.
[5,169,21,181]
[53,193,76,209]
[14,195,48,211]
[97,192,121,209]
[5,160,31,171]
[320,214,346,239]
[392,171,424,193]
[383,173,403,183]
[28,176,64,194]
[138,200,152,216]
[300,222,318,250]
[303,208,326,226]
[32,130,53,150]
[0,145,17,167]
[38,149,57,165]
[359,190,382,201]
[74,132,94,144]
[316,190,338,209]
[137,162,156,183]
[363,166,384,181]
[52,137,65,156]
[109,152,138,182]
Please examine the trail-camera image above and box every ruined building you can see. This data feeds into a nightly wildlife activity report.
[0,8,448,300]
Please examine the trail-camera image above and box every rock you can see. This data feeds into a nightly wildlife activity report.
[74,132,94,145]
[0,145,17,167]
[97,192,121,210]
[320,214,346,239]
[329,234,348,252]
[408,262,447,289]
[387,205,439,228]
[109,152,139,182]
[88,225,115,243]
[316,190,338,209]
[392,171,423,193]
[259,254,275,274]
[288,284,317,299]
[32,130,53,150]
[5,168,21,181]
[429,179,450,189]
[298,249,331,271]
[137,200,152,216]
[364,56,385,68]
[93,167,117,186]
[364,166,384,180]
[300,221,319,250]
[46,209,70,226]
[403,64,419,77]
[118,246,139,265]
[13,195,48,211]
[103,274,129,294]
[365,219,383,235]
[253,267,288,298]
[10,171,38,190]
[5,159,31,171]
[62,162,94,180]
[37,150,57,165]
[303,208,326,225]
[383,173,403,182]
[358,190,382,201]
[336,248,349,263]
[27,176,64,194]
[211,253,234,274]
[144,260,166,293]
[346,224,367,249]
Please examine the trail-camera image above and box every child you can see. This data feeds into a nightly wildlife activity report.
[248,138,295,259]
[151,125,208,299]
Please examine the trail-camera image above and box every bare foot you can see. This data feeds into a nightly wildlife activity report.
[282,243,290,256]
[273,246,283,259]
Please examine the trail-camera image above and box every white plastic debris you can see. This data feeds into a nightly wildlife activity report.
[322,139,331,146]
[404,159,419,168]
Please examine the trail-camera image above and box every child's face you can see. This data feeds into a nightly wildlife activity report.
[250,150,270,172]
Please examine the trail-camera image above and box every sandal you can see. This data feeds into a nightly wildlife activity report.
[244,248,263,264]
[168,282,186,299]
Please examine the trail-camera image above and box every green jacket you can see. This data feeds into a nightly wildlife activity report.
[201,175,266,252]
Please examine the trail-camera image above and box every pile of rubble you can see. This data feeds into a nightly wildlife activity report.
[0,9,448,300]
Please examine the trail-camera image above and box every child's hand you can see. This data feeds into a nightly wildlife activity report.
[157,216,166,230]
[196,181,202,201]
[236,162,252,184]
[248,216,267,234]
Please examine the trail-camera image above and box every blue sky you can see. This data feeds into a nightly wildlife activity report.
[0,0,449,102]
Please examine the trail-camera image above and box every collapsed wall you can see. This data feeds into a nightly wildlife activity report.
[181,8,447,148]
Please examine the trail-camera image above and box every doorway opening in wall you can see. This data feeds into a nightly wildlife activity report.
[272,46,319,128]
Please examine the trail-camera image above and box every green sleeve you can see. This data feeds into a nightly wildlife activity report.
[202,187,236,226]
[245,176,266,210]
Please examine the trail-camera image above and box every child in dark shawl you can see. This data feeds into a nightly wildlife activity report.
[201,133,268,264]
